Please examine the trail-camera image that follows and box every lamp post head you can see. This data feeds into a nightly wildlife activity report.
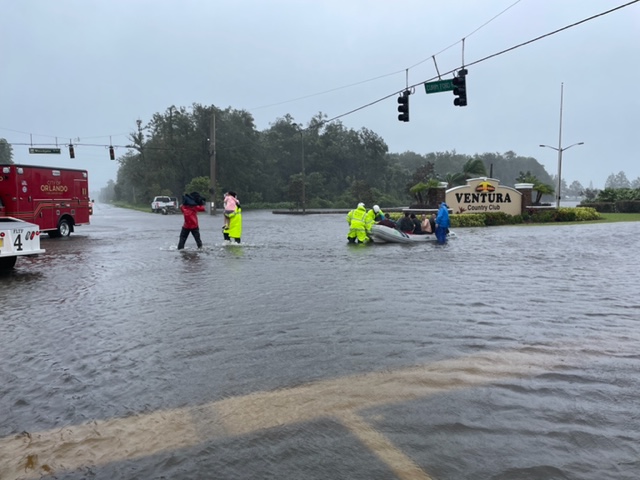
[539,144,558,151]
[562,141,585,152]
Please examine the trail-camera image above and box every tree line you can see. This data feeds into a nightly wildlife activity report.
[96,103,563,208]
[3,104,636,208]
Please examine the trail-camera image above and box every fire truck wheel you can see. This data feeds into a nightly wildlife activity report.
[0,256,18,270]
[58,219,72,237]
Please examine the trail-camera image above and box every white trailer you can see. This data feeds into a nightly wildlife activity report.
[0,217,46,270]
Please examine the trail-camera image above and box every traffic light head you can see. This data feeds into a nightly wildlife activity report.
[397,90,410,122]
[69,144,75,159]
[109,146,115,161]
[453,69,468,107]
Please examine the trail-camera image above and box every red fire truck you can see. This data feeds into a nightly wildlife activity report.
[0,164,91,237]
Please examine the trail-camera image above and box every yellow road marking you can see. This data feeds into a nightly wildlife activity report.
[0,348,557,479]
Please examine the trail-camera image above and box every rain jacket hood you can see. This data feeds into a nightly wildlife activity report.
[436,203,450,228]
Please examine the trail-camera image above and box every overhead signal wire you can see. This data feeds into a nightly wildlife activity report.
[0,0,531,150]
[249,0,525,112]
[0,126,130,143]
[4,1,638,154]
[248,71,406,111]
[407,0,524,70]
[8,141,170,152]
[320,0,640,127]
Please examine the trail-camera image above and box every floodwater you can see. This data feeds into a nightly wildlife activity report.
[1,204,639,480]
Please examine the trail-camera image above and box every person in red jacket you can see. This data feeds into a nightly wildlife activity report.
[177,192,206,250]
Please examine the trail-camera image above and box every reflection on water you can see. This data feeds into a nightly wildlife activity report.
[1,204,639,479]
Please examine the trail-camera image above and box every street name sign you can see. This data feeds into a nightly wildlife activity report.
[424,79,454,94]
[29,148,61,154]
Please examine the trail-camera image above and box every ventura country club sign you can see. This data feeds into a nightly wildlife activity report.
[446,177,523,216]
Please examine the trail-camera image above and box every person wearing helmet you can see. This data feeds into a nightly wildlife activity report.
[365,204,385,225]
[364,204,385,239]
[346,202,369,244]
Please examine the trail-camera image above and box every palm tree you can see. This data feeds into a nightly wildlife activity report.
[409,182,429,205]
[409,178,440,205]
[462,159,487,179]
[443,172,465,187]
[532,183,554,204]
[516,171,554,204]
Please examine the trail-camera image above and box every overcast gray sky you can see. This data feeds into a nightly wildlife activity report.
[2,0,639,191]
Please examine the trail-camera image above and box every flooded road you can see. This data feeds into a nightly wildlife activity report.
[1,204,639,479]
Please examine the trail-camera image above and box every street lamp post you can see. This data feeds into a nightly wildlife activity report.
[539,83,584,209]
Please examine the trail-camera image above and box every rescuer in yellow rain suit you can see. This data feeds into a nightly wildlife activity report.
[346,202,370,244]
[365,204,385,227]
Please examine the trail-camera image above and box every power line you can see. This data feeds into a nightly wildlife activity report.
[407,0,525,70]
[248,71,405,111]
[464,0,639,70]
[8,141,169,152]
[320,0,640,126]
[249,0,525,111]
[2,1,527,155]
[0,127,130,140]
[4,1,637,154]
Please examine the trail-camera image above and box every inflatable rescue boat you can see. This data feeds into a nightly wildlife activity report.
[369,224,457,244]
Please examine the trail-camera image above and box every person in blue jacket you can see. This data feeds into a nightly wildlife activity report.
[435,202,450,244]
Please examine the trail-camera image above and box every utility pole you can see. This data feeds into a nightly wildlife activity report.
[209,112,217,215]
[292,123,306,213]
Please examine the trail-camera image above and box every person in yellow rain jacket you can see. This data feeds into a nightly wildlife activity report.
[346,202,370,244]
[365,205,385,228]
[223,205,242,243]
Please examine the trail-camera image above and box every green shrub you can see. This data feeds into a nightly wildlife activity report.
[451,214,485,227]
[572,207,601,221]
[386,206,601,227]
[556,208,577,222]
[531,210,556,223]
[581,202,616,213]
[483,212,514,226]
[310,198,333,209]
[616,200,640,213]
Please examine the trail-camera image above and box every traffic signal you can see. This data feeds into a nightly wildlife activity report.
[453,69,468,107]
[68,144,75,159]
[397,90,410,122]
[109,145,115,160]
